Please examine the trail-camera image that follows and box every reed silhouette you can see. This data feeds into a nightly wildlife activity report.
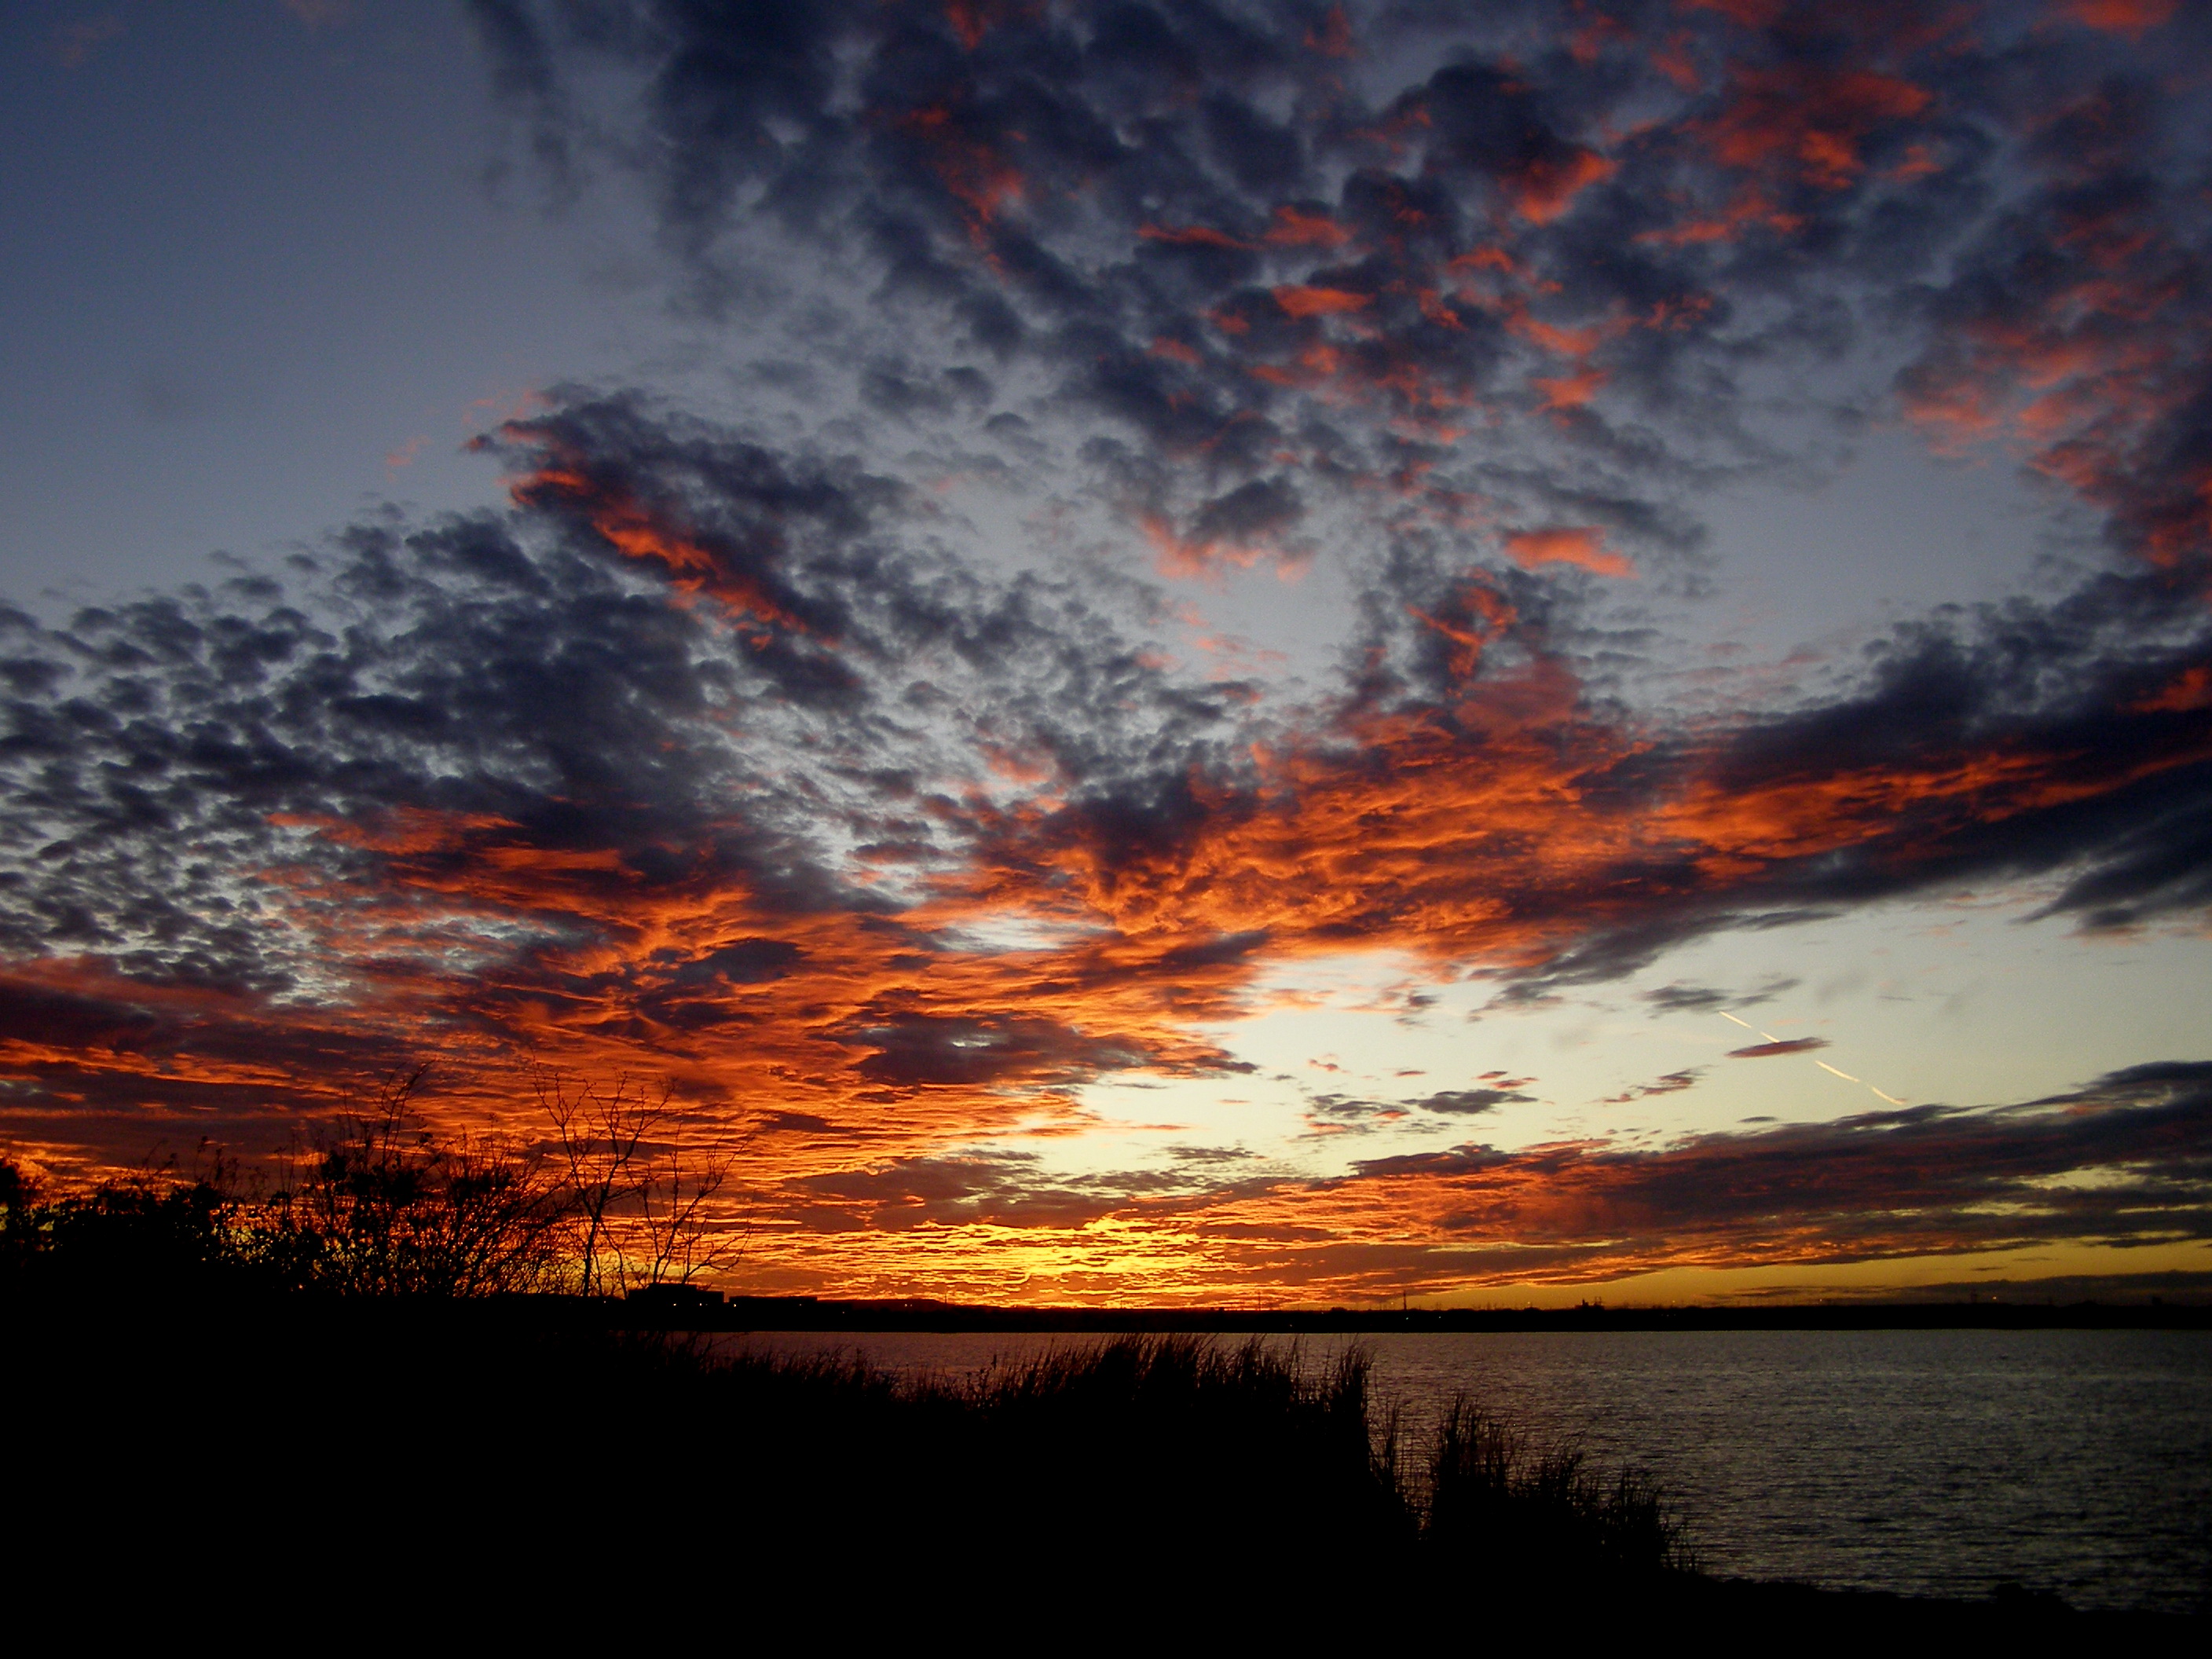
[3,1303,1682,1627]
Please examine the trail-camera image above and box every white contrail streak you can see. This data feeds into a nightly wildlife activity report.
[1718,1009,1910,1106]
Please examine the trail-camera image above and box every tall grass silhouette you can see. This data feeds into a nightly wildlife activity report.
[657,1331,1689,1599]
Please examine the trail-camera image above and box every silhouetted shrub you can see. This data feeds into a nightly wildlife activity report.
[0,1065,727,1300]
[0,1156,247,1295]
[255,1075,567,1296]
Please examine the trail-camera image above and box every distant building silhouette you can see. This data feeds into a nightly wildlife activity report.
[627,1284,725,1311]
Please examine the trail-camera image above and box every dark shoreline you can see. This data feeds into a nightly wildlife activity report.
[8,1302,2203,1632]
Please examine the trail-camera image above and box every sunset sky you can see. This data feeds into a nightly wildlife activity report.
[3,0,2210,1306]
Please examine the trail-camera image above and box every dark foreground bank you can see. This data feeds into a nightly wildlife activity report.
[5,1306,2196,1638]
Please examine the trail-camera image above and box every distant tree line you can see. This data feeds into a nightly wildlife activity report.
[0,1064,740,1298]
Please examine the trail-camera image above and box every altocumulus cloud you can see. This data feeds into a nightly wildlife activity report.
[2,0,2210,1299]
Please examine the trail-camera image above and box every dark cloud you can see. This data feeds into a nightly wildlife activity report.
[1643,980,1796,1016]
[1728,1038,1829,1059]
[1170,1144,1255,1165]
[1602,1069,1703,1106]
[1643,983,1731,1015]
[840,1012,1148,1090]
[797,1141,1247,1231]
[1306,1092,1395,1123]
[463,0,2212,606]
[1413,1088,1531,1115]
[1307,1083,1532,1126]
[1283,1059,2212,1292]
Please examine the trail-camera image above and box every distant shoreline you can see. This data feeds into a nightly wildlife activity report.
[608,1292,2212,1334]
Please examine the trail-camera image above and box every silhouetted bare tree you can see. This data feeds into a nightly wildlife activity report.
[532,1063,745,1294]
[534,1064,661,1296]
[637,1134,735,1287]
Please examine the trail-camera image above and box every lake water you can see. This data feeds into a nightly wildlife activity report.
[730,1328,2212,1613]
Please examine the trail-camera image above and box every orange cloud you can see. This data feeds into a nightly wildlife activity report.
[1895,171,2210,573]
[1139,223,1254,250]
[1702,64,1932,192]
[1633,188,1802,246]
[507,461,819,635]
[1506,148,1617,223]
[1273,286,1373,319]
[1503,527,1635,576]
[1531,366,1609,415]
[943,0,1027,50]
[895,104,1026,247]
[2137,665,2212,714]
[1306,4,1353,58]
[2060,0,2176,36]
[1265,207,1352,248]
[1140,511,1302,582]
